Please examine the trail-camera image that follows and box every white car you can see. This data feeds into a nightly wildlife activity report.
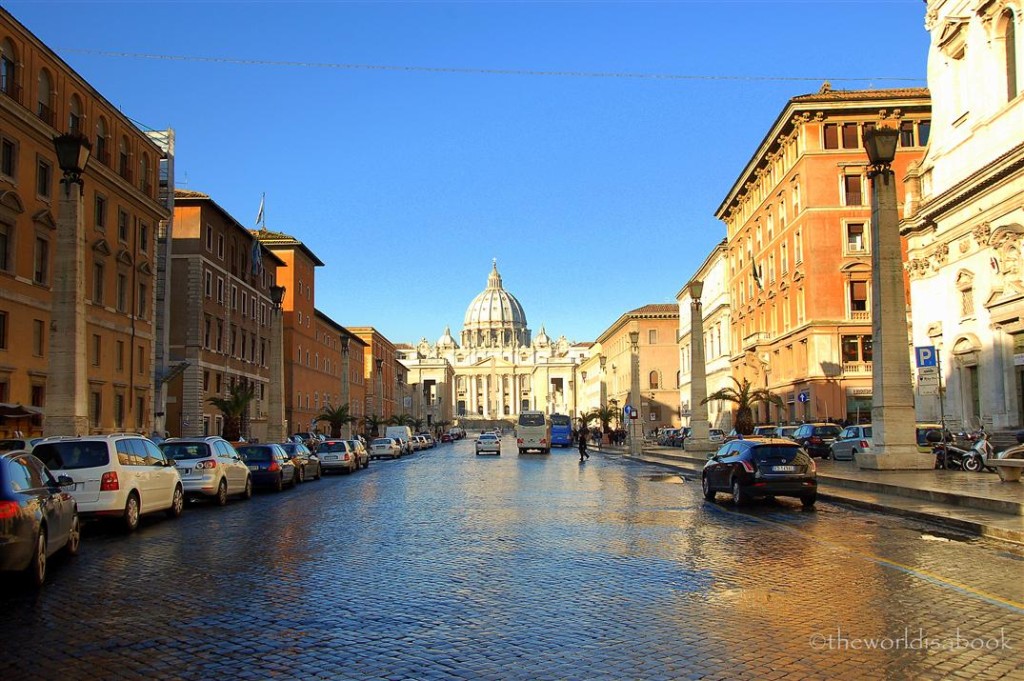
[370,438,402,460]
[475,433,501,456]
[159,437,252,505]
[33,434,184,532]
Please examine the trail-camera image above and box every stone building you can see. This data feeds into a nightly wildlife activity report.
[0,8,167,436]
[166,190,284,439]
[400,262,584,426]
[902,1,1024,430]
[715,85,931,425]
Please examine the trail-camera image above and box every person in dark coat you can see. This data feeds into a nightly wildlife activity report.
[578,422,590,462]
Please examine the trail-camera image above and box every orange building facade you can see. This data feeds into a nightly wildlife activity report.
[715,87,930,425]
[348,326,398,434]
[0,9,167,436]
[165,190,284,439]
[597,304,681,432]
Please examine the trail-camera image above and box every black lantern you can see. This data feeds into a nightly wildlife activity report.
[269,284,285,309]
[863,126,900,172]
[53,132,92,186]
[628,330,640,351]
[688,279,704,302]
[340,335,350,354]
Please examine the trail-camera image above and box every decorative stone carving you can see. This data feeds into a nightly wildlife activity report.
[973,221,991,246]
[959,238,971,254]
[932,242,949,265]
[925,6,939,30]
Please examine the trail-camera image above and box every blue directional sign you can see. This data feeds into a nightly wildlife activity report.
[797,392,810,403]
[915,346,937,368]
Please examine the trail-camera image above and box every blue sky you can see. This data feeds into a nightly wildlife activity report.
[9,1,930,345]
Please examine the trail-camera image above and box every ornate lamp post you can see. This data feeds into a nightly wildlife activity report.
[375,357,384,435]
[266,284,286,443]
[44,133,92,436]
[340,335,351,438]
[629,327,641,456]
[598,355,607,409]
[686,279,714,454]
[858,126,930,469]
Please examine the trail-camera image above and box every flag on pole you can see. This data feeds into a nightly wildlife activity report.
[752,263,764,291]
[251,237,263,276]
[255,193,265,228]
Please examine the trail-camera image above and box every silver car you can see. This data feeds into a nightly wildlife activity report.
[475,433,501,455]
[160,437,252,505]
[346,439,370,469]
[318,440,359,474]
[829,425,873,461]
[370,438,402,460]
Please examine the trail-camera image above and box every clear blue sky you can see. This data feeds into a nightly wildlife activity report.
[9,1,930,345]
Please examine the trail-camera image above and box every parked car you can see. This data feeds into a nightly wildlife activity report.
[318,440,360,474]
[347,439,370,469]
[701,437,818,508]
[279,442,322,482]
[475,433,501,456]
[773,425,800,441]
[290,432,320,450]
[708,429,726,444]
[33,434,184,532]
[160,437,252,505]
[830,425,873,461]
[0,451,80,586]
[0,438,44,453]
[370,437,402,460]
[235,444,298,491]
[752,426,777,437]
[440,433,453,443]
[791,423,843,459]
[416,433,436,448]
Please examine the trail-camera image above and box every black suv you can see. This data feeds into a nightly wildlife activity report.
[791,423,843,459]
[701,437,817,508]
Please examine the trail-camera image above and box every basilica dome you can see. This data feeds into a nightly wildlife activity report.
[462,261,530,348]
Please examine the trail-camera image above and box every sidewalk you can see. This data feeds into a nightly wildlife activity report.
[603,443,1024,545]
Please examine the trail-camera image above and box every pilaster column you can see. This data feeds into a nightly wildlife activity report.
[266,306,286,443]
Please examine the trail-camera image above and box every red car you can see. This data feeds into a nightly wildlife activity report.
[440,433,453,443]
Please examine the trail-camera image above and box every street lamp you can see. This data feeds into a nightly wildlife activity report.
[686,279,713,454]
[629,328,641,456]
[44,133,94,436]
[340,335,351,438]
[266,284,286,443]
[375,357,385,434]
[858,126,928,469]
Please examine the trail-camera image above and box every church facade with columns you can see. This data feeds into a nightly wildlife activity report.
[398,262,589,426]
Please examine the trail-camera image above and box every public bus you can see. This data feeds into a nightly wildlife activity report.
[550,414,573,448]
[516,410,552,454]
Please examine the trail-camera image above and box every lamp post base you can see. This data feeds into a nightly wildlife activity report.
[855,447,934,470]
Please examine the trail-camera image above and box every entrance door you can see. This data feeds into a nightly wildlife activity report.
[965,365,980,428]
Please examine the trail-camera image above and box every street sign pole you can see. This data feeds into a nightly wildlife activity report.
[937,348,946,430]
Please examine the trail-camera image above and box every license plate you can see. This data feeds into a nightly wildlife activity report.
[323,455,337,461]
[248,465,259,471]
[773,465,796,472]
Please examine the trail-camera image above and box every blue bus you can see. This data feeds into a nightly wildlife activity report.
[550,414,573,448]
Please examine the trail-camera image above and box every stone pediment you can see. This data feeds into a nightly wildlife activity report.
[32,209,57,229]
[92,238,113,256]
[467,356,517,370]
[116,249,133,265]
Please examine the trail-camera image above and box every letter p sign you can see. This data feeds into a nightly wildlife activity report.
[915,346,937,368]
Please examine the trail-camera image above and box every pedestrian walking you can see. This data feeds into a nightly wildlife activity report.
[578,423,590,462]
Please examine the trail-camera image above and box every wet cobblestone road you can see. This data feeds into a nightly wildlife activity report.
[2,438,1023,680]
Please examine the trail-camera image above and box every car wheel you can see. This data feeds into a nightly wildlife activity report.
[295,467,305,484]
[731,478,748,506]
[28,528,46,587]
[65,514,81,557]
[123,493,141,532]
[344,461,354,474]
[242,476,253,500]
[314,465,322,480]
[167,485,185,518]
[215,479,229,507]
[273,474,283,493]
[701,475,716,501]
[801,493,817,509]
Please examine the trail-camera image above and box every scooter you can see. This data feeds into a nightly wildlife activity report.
[928,429,969,470]
[962,432,998,473]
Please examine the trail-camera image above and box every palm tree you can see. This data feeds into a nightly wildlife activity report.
[701,377,783,435]
[593,405,619,435]
[388,413,414,426]
[411,417,426,433]
[433,419,452,437]
[364,414,385,439]
[315,403,356,438]
[207,382,256,442]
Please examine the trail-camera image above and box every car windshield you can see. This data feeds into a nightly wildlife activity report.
[279,444,300,455]
[33,441,110,470]
[321,442,348,452]
[752,445,803,464]
[860,427,873,437]
[160,443,211,460]
[236,446,272,462]
[479,434,497,441]
[372,439,393,446]
[814,426,842,436]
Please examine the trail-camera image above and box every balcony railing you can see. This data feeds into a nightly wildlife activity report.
[742,331,770,347]
[119,165,134,183]
[842,361,873,374]
[850,310,870,322]
[0,80,22,104]
[36,102,54,126]
[95,147,111,167]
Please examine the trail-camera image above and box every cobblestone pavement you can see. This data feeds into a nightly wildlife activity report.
[2,438,1023,680]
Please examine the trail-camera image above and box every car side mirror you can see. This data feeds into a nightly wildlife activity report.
[707,453,717,460]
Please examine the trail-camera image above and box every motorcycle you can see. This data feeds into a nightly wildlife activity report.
[962,432,997,473]
[927,429,969,470]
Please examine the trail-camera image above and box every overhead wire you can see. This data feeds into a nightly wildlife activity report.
[58,48,924,84]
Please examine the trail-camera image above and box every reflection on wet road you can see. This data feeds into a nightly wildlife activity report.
[1,437,1021,680]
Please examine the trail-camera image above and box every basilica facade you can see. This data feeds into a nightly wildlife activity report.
[398,262,589,425]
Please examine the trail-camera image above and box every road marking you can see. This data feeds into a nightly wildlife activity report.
[706,503,1024,615]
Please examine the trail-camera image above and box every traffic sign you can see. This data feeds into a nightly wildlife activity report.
[918,366,938,378]
[797,392,810,403]
[915,346,937,368]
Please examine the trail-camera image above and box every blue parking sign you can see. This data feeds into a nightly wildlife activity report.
[915,346,937,368]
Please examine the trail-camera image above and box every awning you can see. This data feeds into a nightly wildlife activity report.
[0,403,43,419]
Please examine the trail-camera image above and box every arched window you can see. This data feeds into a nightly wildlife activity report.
[140,153,150,193]
[118,135,130,180]
[649,370,659,390]
[68,94,83,133]
[36,68,53,124]
[1,39,18,99]
[1001,10,1019,102]
[95,117,109,165]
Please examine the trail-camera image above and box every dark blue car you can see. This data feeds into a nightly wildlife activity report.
[0,451,80,586]
[235,444,298,492]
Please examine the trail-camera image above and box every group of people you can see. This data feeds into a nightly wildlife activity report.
[572,424,630,462]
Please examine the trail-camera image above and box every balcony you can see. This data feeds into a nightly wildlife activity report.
[118,165,134,184]
[849,310,870,322]
[95,147,111,167]
[0,80,22,104]
[36,102,54,126]
[742,331,770,348]
[842,361,873,375]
